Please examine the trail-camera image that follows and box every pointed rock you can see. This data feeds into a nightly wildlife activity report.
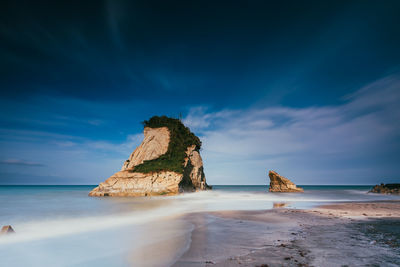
[268,170,303,192]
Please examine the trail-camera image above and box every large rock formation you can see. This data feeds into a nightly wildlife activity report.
[89,116,210,197]
[369,183,400,194]
[268,170,303,192]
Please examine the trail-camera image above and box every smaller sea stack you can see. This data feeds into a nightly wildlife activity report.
[268,170,304,192]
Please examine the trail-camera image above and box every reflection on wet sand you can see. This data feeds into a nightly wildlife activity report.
[128,217,193,267]
[273,202,288,208]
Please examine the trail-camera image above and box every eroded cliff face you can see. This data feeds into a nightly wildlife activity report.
[121,127,170,171]
[89,126,209,197]
[268,170,303,192]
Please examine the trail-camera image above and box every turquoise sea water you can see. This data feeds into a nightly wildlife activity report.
[0,185,399,266]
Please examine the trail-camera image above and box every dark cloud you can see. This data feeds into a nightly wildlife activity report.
[1,0,399,105]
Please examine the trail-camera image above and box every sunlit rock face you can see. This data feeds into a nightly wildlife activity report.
[121,127,170,171]
[89,170,184,197]
[89,123,210,197]
[268,170,304,193]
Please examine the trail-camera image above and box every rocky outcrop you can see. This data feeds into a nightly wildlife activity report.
[89,170,185,197]
[268,170,303,192]
[369,183,400,194]
[89,117,210,197]
[1,225,15,235]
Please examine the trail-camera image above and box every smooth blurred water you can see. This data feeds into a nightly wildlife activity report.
[213,184,375,191]
[0,185,399,267]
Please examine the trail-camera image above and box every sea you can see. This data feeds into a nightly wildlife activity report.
[0,185,399,266]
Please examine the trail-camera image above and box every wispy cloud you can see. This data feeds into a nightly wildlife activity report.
[81,133,143,155]
[0,159,45,167]
[1,73,398,185]
[184,73,400,185]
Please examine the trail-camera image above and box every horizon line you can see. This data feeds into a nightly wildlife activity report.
[0,184,379,186]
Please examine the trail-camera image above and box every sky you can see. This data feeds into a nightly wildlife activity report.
[0,0,399,185]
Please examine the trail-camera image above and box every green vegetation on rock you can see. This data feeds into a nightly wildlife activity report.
[132,116,201,174]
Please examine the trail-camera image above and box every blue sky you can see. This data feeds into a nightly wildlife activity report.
[0,0,399,185]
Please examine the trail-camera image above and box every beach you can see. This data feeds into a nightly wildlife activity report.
[1,186,400,266]
[175,201,400,267]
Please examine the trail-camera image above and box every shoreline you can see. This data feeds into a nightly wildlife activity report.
[173,200,400,266]
[2,186,400,266]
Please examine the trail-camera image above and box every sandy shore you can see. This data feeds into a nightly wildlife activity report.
[311,200,400,218]
[173,201,400,267]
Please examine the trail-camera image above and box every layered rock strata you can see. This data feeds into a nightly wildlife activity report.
[268,170,304,192]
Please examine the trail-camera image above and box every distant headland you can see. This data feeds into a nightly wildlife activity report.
[370,183,400,195]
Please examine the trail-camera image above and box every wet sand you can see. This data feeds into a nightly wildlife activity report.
[174,201,400,266]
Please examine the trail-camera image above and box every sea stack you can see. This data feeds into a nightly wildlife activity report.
[268,170,304,192]
[89,116,210,197]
